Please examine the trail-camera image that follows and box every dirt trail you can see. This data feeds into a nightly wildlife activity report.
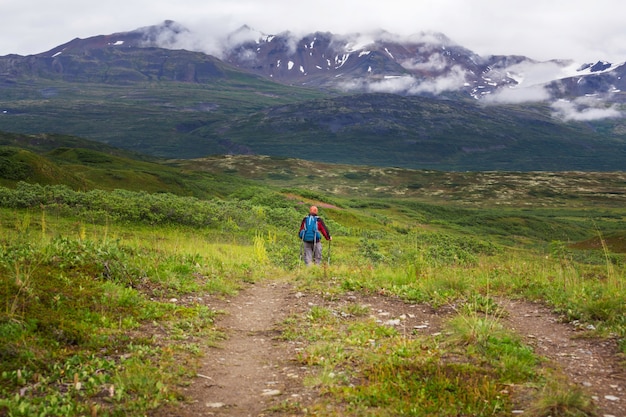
[153,280,625,417]
[500,298,625,417]
[153,280,313,417]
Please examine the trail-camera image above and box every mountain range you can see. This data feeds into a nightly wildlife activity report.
[0,20,625,171]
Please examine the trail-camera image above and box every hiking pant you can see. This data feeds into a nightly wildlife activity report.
[303,241,322,265]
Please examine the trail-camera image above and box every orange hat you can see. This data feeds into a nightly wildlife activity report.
[309,205,318,215]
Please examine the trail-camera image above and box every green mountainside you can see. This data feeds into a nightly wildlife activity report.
[0,47,624,171]
[0,47,326,158]
[196,93,626,171]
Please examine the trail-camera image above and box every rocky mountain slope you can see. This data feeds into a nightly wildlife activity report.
[222,25,626,103]
[8,20,625,104]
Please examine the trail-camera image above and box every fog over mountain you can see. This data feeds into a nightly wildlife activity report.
[3,0,626,65]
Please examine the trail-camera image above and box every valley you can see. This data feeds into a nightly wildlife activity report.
[0,21,625,416]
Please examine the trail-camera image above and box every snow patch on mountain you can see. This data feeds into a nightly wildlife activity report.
[33,21,626,122]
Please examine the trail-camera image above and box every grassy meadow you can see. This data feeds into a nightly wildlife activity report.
[0,160,624,416]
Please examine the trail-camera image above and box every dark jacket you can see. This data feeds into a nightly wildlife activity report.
[298,215,331,242]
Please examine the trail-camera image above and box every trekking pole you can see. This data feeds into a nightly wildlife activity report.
[327,239,331,266]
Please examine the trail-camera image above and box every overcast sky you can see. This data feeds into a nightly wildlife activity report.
[2,0,625,63]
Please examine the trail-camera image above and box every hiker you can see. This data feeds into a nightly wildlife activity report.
[298,205,332,266]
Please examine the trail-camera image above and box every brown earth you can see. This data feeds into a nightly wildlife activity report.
[152,280,625,417]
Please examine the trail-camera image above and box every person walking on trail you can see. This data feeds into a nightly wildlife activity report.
[298,205,332,266]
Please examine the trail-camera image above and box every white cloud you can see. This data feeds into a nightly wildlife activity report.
[338,66,468,96]
[401,53,449,72]
[551,98,623,121]
[482,85,552,104]
[496,61,583,88]
[409,66,468,95]
[368,76,417,94]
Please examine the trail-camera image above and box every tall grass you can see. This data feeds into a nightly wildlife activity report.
[288,237,624,414]
[0,180,624,416]
[0,208,272,416]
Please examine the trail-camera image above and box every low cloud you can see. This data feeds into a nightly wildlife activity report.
[141,21,227,57]
[339,66,467,96]
[482,85,551,104]
[551,98,623,121]
[410,66,468,94]
[366,76,417,94]
[337,76,415,94]
[400,52,448,72]
[495,60,580,87]
[483,85,623,121]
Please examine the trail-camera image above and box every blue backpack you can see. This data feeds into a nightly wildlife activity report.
[300,215,321,242]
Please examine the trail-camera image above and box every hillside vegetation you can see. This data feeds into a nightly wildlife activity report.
[191,94,626,171]
[0,133,624,415]
[0,67,326,159]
